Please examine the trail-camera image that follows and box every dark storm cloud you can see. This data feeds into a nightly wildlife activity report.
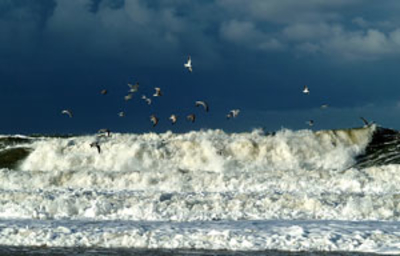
[3,0,398,63]
[0,0,56,54]
[216,0,400,60]
[1,0,400,133]
[87,0,125,13]
[0,0,56,27]
[39,0,222,69]
[2,0,400,63]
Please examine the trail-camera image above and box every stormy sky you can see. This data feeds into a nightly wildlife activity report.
[1,0,400,134]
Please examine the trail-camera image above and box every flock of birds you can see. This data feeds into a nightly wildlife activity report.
[61,56,240,153]
[60,58,372,154]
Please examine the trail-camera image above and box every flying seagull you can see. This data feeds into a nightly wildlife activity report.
[227,109,240,119]
[187,114,196,123]
[61,109,73,118]
[100,89,108,95]
[118,111,125,117]
[98,129,111,137]
[153,87,162,97]
[360,117,374,127]
[90,142,101,154]
[184,56,192,72]
[128,82,139,93]
[195,101,209,112]
[150,114,159,127]
[303,85,310,95]
[124,94,133,101]
[169,114,177,125]
[141,95,152,105]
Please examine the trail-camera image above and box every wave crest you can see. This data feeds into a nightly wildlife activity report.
[18,126,375,173]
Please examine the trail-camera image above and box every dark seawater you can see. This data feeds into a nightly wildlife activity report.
[0,246,384,256]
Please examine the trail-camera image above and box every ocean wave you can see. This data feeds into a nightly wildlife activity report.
[1,126,400,252]
[13,126,375,173]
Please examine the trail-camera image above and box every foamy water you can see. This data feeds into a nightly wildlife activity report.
[1,125,400,253]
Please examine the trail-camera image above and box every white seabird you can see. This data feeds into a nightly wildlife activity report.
[169,114,177,125]
[153,87,162,97]
[141,95,152,105]
[118,111,125,117]
[124,94,133,101]
[100,89,108,95]
[227,109,240,119]
[61,109,73,118]
[150,114,159,127]
[303,85,310,95]
[184,56,192,73]
[128,82,139,93]
[320,104,329,109]
[195,101,209,112]
[307,120,314,127]
[187,114,196,123]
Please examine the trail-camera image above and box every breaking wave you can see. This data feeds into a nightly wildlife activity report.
[14,126,378,173]
[2,126,400,253]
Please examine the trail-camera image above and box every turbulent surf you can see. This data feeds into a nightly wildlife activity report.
[1,125,400,254]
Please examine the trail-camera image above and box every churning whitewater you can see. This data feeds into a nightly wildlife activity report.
[1,125,400,253]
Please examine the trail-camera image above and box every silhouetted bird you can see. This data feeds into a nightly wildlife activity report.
[187,114,196,123]
[90,142,101,154]
[150,114,159,127]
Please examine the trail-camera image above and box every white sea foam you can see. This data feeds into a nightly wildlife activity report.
[20,127,374,173]
[3,126,400,253]
[0,219,399,254]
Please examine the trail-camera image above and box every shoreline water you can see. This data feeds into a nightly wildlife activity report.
[0,246,383,256]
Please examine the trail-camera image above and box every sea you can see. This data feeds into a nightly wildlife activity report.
[0,125,400,255]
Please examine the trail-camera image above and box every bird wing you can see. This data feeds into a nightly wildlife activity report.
[62,110,72,117]
[196,101,208,112]
[360,117,369,125]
